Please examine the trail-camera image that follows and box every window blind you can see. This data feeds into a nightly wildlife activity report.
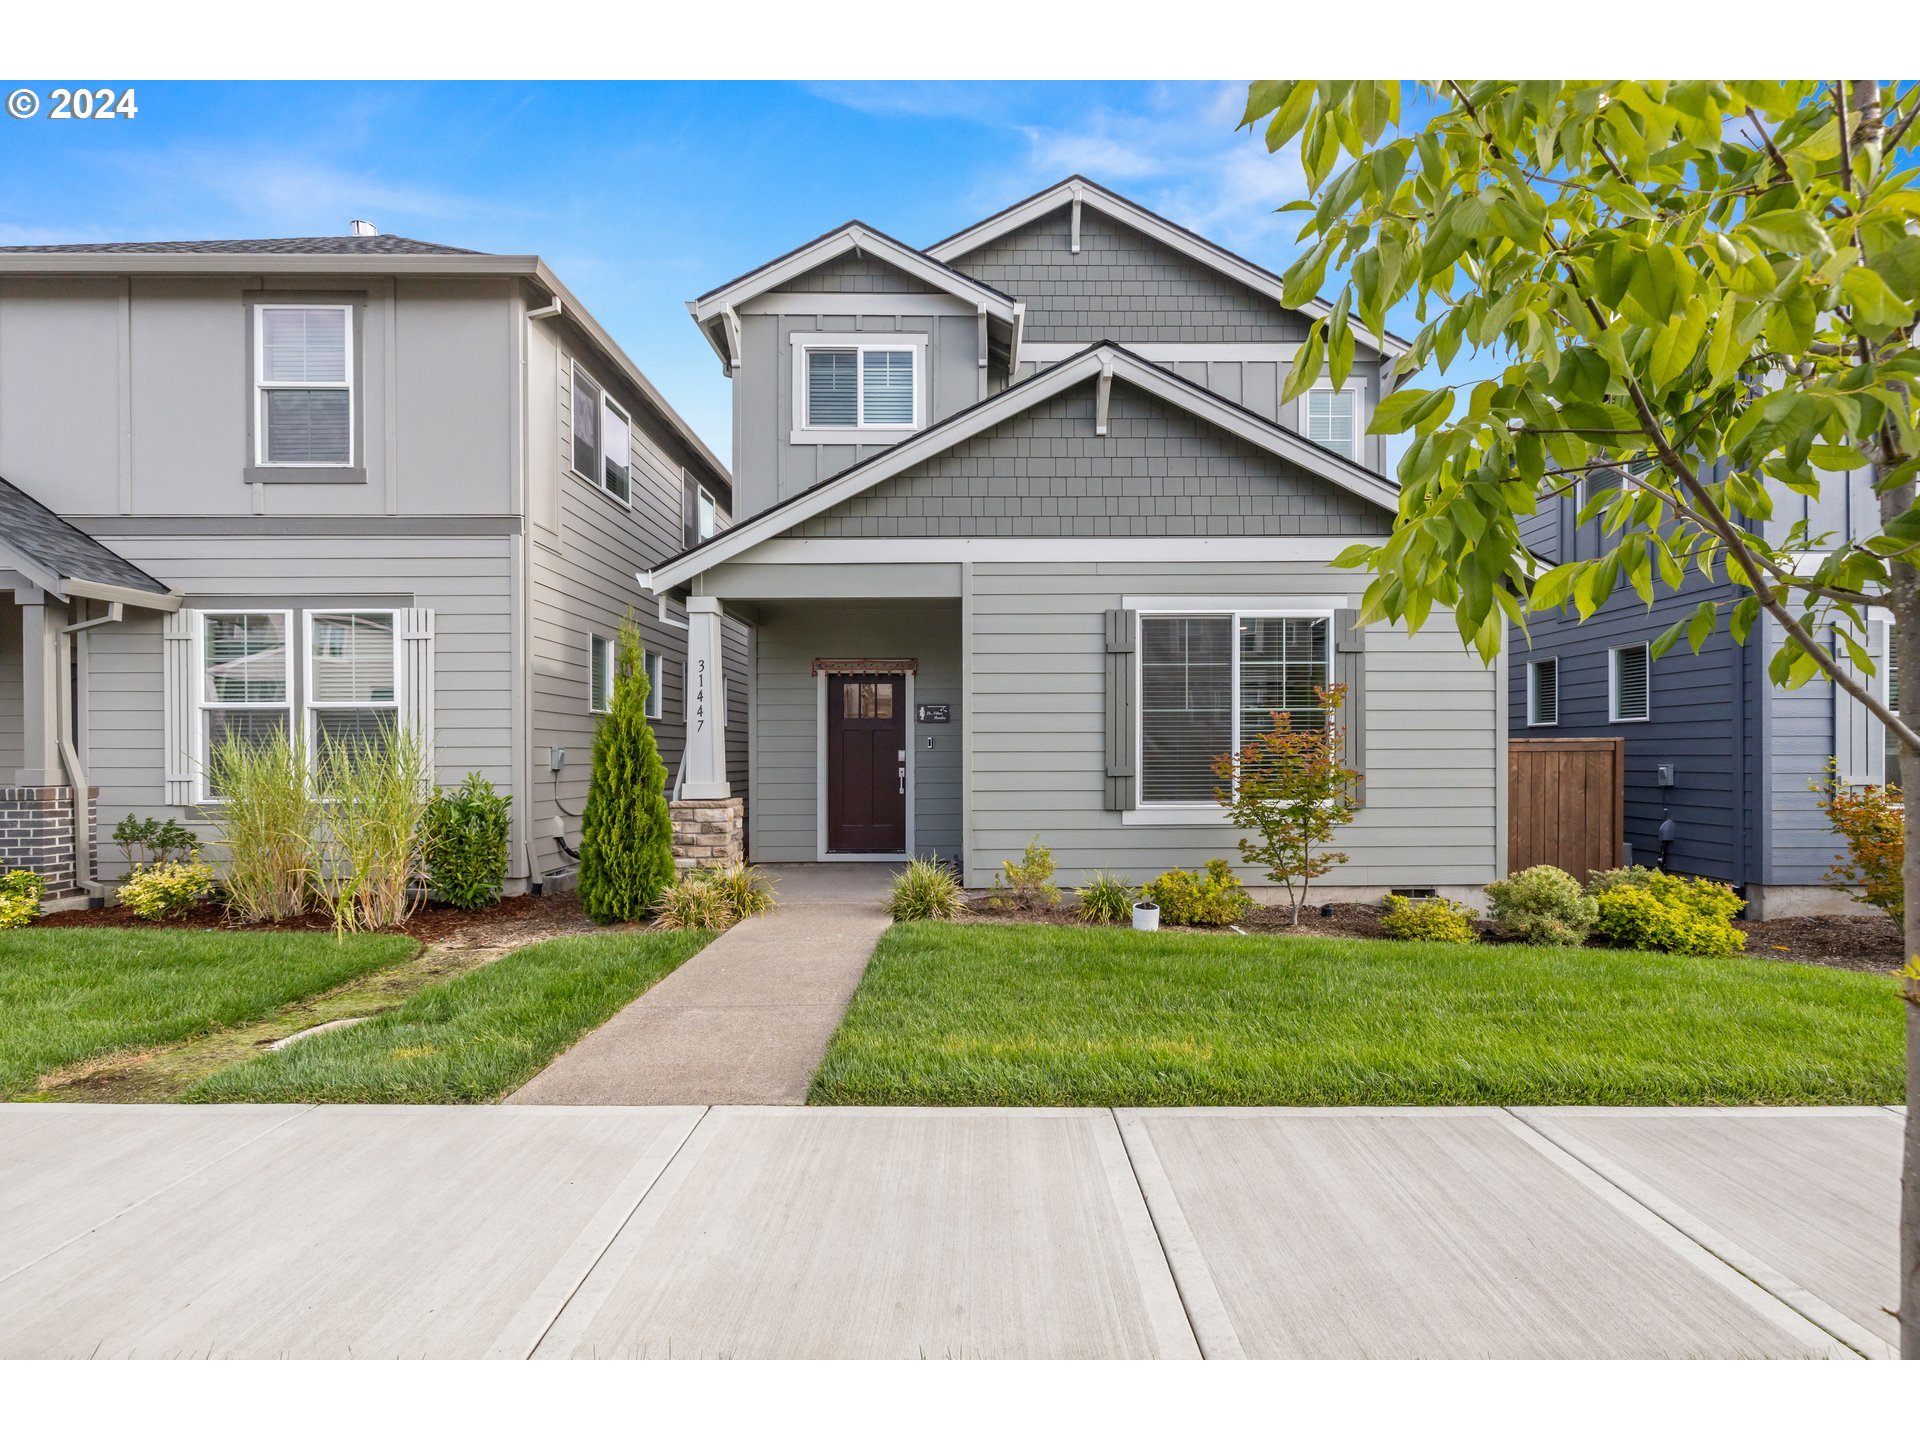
[1530,658,1558,725]
[258,308,351,465]
[202,613,289,705]
[1305,390,1356,457]
[590,635,612,713]
[1140,615,1232,802]
[861,349,915,425]
[261,307,347,384]
[807,349,857,426]
[1612,645,1650,721]
[1238,616,1329,739]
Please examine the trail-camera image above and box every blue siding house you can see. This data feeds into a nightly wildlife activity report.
[1511,466,1893,918]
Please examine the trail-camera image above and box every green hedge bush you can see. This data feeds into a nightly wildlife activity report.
[1144,859,1251,927]
[1485,864,1598,945]
[424,773,512,911]
[1379,893,1478,944]
[0,869,45,929]
[1589,867,1746,956]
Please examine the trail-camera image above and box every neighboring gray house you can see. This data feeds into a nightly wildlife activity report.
[1511,463,1890,917]
[0,229,743,905]
[652,177,1508,895]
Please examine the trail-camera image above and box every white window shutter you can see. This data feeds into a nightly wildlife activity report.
[399,608,436,758]
[162,609,196,805]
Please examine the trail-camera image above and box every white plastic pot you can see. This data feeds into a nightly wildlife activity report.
[1131,901,1161,932]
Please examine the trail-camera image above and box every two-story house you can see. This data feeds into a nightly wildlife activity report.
[0,227,744,906]
[648,176,1508,896]
[1511,463,1891,917]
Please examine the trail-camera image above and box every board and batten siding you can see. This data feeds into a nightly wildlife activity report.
[966,559,1502,888]
[77,532,515,881]
[746,602,962,865]
[0,602,22,773]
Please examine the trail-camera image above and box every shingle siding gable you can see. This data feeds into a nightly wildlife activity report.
[789,380,1389,539]
[948,207,1310,344]
[778,251,938,294]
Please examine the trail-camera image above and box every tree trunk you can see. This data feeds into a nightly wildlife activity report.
[1892,538,1919,1358]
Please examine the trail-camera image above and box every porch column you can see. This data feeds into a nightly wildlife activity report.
[680,596,730,800]
[15,596,63,785]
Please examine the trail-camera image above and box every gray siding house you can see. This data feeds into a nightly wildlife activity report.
[1511,464,1889,916]
[0,230,742,904]
[655,177,1507,894]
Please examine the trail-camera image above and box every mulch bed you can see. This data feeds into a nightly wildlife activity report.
[33,890,600,946]
[958,895,1908,973]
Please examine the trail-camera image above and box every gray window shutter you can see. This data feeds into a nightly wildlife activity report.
[1834,626,1886,786]
[399,608,436,759]
[1334,607,1367,806]
[1104,608,1136,811]
[162,608,196,806]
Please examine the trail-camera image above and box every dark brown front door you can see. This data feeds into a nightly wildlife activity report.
[827,671,906,853]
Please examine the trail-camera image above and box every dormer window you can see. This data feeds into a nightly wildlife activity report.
[792,334,926,442]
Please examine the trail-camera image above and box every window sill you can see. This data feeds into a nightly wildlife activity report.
[572,468,632,508]
[245,465,366,485]
[789,427,915,446]
[1120,805,1230,826]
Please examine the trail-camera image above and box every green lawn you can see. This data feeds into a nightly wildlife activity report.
[186,930,710,1103]
[808,922,1906,1107]
[0,928,418,1099]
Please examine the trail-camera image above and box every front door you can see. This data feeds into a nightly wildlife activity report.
[826,671,907,853]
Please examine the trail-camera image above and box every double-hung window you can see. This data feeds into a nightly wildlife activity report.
[571,362,632,503]
[199,612,294,794]
[1138,611,1330,804]
[1527,658,1559,726]
[1609,643,1651,722]
[306,612,399,755]
[255,305,353,467]
[794,336,924,437]
[1304,387,1358,460]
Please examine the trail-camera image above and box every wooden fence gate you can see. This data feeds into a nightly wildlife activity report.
[1507,737,1625,882]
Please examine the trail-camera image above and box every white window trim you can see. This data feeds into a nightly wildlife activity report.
[1527,658,1559,728]
[789,332,928,444]
[253,304,354,468]
[570,360,632,509]
[1303,382,1363,463]
[302,609,402,759]
[696,483,720,542]
[1128,605,1336,825]
[193,608,295,804]
[589,634,613,715]
[1609,642,1652,724]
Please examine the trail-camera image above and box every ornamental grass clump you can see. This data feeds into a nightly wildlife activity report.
[886,857,966,922]
[1484,864,1598,946]
[313,726,434,935]
[208,728,317,923]
[577,619,675,925]
[1076,871,1137,925]
[1588,866,1746,957]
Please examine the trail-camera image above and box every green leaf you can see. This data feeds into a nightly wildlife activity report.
[1842,266,1909,330]
[1242,81,1293,128]
[1367,385,1431,435]
[1738,208,1831,257]
[1281,323,1326,403]
[1264,82,1317,153]
[1647,295,1709,393]
[1327,289,1356,390]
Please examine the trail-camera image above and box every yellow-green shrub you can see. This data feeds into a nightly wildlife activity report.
[1379,893,1478,944]
[1588,867,1745,956]
[118,858,216,920]
[1144,859,1251,927]
[1484,864,1598,945]
[0,869,44,929]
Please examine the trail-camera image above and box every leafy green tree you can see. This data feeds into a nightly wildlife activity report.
[577,617,674,923]
[1240,78,1920,1353]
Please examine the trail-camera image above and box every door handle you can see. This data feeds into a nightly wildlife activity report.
[898,765,906,795]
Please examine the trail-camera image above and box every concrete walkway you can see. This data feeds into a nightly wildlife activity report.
[0,1104,1902,1359]
[506,865,894,1107]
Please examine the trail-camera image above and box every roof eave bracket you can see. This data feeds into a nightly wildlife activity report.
[720,304,744,373]
[1070,182,1083,254]
[1095,354,1113,437]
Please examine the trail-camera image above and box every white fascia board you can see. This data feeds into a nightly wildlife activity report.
[927,180,1411,360]
[689,225,1016,328]
[742,536,1370,565]
[653,346,1396,592]
[0,539,63,598]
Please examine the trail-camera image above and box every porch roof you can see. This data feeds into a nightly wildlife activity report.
[643,340,1400,594]
[0,476,178,608]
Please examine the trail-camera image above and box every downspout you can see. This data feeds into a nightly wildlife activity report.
[58,600,125,899]
[523,287,561,891]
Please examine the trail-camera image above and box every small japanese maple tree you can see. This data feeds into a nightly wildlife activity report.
[1213,683,1361,926]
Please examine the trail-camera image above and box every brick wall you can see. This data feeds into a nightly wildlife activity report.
[0,785,97,900]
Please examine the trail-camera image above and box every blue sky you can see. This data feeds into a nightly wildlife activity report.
[0,80,1446,465]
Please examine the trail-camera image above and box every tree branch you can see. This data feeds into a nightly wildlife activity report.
[1745,107,1794,183]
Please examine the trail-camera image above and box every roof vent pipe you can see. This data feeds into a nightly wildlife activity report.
[350,219,379,237]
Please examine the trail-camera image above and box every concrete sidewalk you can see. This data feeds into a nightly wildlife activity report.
[0,1104,1901,1359]
[506,865,894,1106]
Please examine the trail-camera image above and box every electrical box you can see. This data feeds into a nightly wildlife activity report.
[1655,763,1676,787]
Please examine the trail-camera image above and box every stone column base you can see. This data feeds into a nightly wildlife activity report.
[669,797,745,870]
[0,784,98,901]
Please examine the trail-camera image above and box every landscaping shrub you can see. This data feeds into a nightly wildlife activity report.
[1484,864,1598,946]
[1814,759,1903,925]
[1588,866,1746,956]
[987,836,1061,909]
[117,857,216,920]
[1076,871,1136,925]
[209,728,317,923]
[423,772,511,910]
[0,870,45,930]
[886,857,966,922]
[313,726,434,934]
[1214,683,1360,925]
[1380,893,1479,944]
[111,815,197,871]
[1143,859,1252,927]
[705,862,776,922]
[652,868,736,930]
[577,619,674,924]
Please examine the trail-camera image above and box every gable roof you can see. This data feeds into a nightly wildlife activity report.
[0,477,178,607]
[927,175,1411,362]
[646,341,1398,592]
[0,235,479,256]
[687,221,1022,371]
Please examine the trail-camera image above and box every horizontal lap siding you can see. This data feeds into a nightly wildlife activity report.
[1762,618,1847,884]
[749,604,962,865]
[83,534,513,880]
[969,560,1501,887]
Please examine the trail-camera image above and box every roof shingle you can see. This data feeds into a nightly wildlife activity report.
[0,235,480,256]
[0,478,172,596]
